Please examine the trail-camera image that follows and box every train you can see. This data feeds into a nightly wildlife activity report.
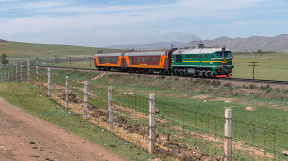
[94,44,234,78]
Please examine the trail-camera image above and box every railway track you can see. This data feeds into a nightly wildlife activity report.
[32,65,288,85]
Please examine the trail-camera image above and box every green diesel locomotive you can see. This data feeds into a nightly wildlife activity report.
[172,44,234,78]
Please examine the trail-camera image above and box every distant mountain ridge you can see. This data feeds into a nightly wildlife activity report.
[106,34,288,52]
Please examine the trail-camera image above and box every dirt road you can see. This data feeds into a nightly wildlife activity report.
[0,98,128,161]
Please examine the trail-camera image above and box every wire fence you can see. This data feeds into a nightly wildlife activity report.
[1,61,288,160]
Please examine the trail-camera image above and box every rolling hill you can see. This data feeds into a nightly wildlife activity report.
[106,34,288,52]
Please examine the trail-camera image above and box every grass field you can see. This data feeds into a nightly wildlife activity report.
[232,52,288,80]
[0,41,122,62]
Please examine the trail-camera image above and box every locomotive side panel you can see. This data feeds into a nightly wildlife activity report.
[172,47,234,78]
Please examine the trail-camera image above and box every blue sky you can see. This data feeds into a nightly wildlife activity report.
[0,0,287,47]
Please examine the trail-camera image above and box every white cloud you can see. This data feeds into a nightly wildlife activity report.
[233,20,265,26]
[0,0,287,47]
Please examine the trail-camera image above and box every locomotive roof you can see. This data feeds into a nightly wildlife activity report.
[124,51,166,56]
[95,52,123,57]
[172,47,230,55]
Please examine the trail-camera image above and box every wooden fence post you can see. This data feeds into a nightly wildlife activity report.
[48,68,51,96]
[27,59,30,82]
[20,61,23,81]
[108,86,113,132]
[15,63,18,81]
[66,76,69,109]
[7,72,10,82]
[11,70,13,81]
[224,109,232,161]
[36,59,39,87]
[83,81,88,119]
[149,94,156,154]
[4,73,6,81]
[1,74,2,82]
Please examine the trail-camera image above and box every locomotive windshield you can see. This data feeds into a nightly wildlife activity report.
[215,52,223,57]
[215,51,232,58]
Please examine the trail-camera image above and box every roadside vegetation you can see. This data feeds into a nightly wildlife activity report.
[0,82,152,161]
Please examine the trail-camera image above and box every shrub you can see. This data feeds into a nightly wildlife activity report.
[211,80,221,87]
[260,84,270,90]
[223,82,232,87]
[249,84,257,89]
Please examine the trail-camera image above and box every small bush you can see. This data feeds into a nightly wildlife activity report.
[194,79,210,84]
[223,82,232,87]
[211,80,221,87]
[249,84,257,89]
[260,84,270,90]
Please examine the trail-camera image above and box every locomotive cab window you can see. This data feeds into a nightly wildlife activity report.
[215,52,223,57]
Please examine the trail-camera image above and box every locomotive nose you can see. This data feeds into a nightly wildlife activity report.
[222,57,227,65]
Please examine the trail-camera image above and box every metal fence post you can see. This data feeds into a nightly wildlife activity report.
[36,59,39,87]
[108,86,113,132]
[149,94,156,154]
[224,109,232,161]
[20,61,23,81]
[27,59,30,82]
[66,76,69,109]
[83,81,88,119]
[48,68,51,96]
